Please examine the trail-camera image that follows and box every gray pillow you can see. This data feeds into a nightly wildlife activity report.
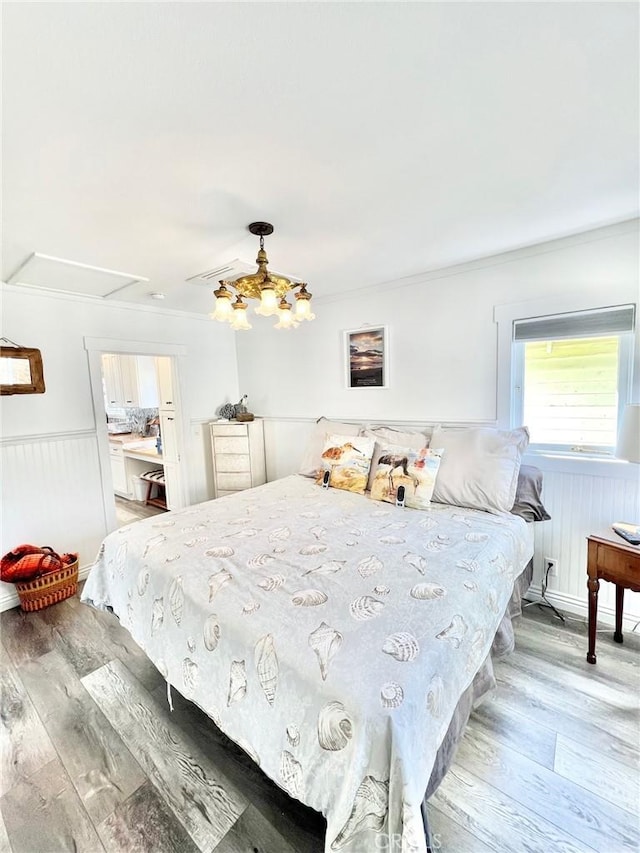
[510,465,551,522]
[431,426,529,514]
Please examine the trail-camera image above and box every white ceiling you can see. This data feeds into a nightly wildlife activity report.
[2,2,638,315]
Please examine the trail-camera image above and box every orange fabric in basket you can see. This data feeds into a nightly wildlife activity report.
[0,544,76,583]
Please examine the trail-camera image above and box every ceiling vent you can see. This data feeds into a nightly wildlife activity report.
[186,258,300,286]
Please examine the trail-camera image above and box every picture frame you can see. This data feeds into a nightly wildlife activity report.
[0,346,46,395]
[344,326,388,389]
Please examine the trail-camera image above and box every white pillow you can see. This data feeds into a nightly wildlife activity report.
[298,418,361,478]
[361,427,428,492]
[430,426,529,513]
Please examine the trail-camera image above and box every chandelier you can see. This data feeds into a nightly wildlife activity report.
[210,222,315,331]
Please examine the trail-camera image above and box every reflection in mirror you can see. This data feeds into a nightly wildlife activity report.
[0,356,32,385]
[0,346,45,395]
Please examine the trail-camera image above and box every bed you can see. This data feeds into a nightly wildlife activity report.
[82,468,538,853]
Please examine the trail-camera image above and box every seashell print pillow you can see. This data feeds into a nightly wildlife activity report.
[369,443,443,510]
[315,434,376,494]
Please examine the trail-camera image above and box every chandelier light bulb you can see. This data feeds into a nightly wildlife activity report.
[255,284,279,317]
[210,283,233,322]
[274,298,299,330]
[294,284,315,322]
[230,297,252,331]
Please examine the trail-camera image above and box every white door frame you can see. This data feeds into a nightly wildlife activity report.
[84,336,188,531]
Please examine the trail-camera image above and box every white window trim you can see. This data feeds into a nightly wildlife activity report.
[511,332,634,454]
[495,290,639,473]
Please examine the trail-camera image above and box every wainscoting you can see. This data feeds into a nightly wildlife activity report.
[3,420,638,625]
[0,430,109,611]
[532,463,640,626]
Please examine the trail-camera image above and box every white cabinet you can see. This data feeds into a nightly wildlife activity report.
[136,357,160,407]
[119,356,138,406]
[155,357,184,509]
[102,355,123,407]
[160,412,179,462]
[120,355,159,407]
[210,419,266,498]
[109,447,130,497]
[102,354,159,408]
[156,356,176,410]
[163,461,183,511]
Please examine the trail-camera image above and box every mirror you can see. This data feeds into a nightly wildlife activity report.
[0,347,46,395]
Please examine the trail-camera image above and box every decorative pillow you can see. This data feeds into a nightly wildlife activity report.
[511,465,551,522]
[370,444,443,510]
[298,418,361,478]
[361,427,428,492]
[316,434,376,494]
[431,426,530,514]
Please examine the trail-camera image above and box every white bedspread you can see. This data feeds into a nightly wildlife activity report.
[82,475,533,853]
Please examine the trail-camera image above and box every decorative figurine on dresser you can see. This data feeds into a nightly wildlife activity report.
[210,397,265,498]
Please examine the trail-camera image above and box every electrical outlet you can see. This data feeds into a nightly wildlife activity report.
[545,557,558,577]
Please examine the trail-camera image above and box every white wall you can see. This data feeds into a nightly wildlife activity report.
[236,220,640,625]
[1,284,239,608]
[237,220,639,421]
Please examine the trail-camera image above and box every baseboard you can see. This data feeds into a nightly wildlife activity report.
[526,583,640,631]
[0,562,93,613]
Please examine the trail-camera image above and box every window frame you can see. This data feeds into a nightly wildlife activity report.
[510,331,634,454]
[494,292,638,465]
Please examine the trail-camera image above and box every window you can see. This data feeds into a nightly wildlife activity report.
[511,305,635,453]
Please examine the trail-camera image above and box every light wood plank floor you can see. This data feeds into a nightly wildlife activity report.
[115,496,166,528]
[1,596,638,853]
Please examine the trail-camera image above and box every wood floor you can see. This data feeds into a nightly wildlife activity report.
[114,496,166,528]
[1,594,638,853]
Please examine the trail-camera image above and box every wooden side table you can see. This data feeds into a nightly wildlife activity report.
[586,532,640,664]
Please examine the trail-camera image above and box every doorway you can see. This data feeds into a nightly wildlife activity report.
[84,338,188,535]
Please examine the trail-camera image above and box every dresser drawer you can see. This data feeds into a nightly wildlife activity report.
[215,453,251,473]
[210,424,248,437]
[216,472,252,491]
[214,436,249,454]
[597,542,640,586]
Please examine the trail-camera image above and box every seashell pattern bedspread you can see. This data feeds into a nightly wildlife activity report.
[82,474,533,853]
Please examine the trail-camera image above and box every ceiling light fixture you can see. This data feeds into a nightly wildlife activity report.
[210,222,315,331]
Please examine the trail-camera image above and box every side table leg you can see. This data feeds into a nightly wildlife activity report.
[587,576,599,664]
[614,585,624,644]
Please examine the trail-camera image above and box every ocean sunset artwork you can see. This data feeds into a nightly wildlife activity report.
[347,327,387,388]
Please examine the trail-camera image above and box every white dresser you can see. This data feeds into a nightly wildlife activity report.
[209,419,266,498]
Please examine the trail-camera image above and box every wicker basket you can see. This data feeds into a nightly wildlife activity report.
[15,557,79,612]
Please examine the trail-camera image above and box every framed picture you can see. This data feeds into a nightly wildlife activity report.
[0,346,46,395]
[345,326,388,389]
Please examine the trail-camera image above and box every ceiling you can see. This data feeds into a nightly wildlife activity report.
[2,2,638,316]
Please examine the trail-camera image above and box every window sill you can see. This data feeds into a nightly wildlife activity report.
[524,449,639,480]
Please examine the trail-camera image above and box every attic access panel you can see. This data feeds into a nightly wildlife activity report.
[7,253,149,298]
